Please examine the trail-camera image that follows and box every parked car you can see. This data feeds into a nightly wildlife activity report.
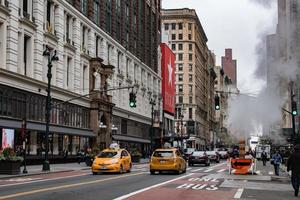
[206,151,220,163]
[188,151,210,166]
[150,148,186,175]
[183,148,196,160]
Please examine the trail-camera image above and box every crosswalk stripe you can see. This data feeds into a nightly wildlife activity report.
[217,169,226,173]
[187,168,192,170]
[268,171,273,175]
[204,168,214,173]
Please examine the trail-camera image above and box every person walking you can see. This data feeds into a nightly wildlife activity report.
[272,151,282,176]
[261,150,268,166]
[287,145,300,197]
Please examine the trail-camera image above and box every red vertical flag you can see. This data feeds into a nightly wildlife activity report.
[160,43,175,114]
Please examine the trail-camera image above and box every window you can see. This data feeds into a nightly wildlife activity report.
[171,23,176,30]
[83,65,87,93]
[96,36,100,57]
[189,64,193,72]
[94,0,100,25]
[105,0,112,33]
[178,96,183,104]
[172,44,176,51]
[23,0,28,13]
[188,34,192,40]
[178,54,183,61]
[179,34,183,40]
[178,64,183,71]
[24,35,31,76]
[164,23,169,30]
[189,85,193,93]
[188,23,192,30]
[189,74,193,82]
[81,0,87,15]
[66,15,70,41]
[189,96,193,104]
[117,52,121,73]
[178,23,183,30]
[189,108,193,119]
[81,25,86,48]
[178,74,183,81]
[178,85,183,93]
[189,54,193,61]
[178,43,183,50]
[171,34,176,40]
[67,57,71,87]
[189,44,193,51]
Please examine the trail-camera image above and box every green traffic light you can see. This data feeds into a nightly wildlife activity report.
[292,110,298,116]
[129,101,135,107]
[215,105,220,110]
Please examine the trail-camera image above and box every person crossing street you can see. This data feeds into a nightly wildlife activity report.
[271,151,282,176]
[261,150,268,166]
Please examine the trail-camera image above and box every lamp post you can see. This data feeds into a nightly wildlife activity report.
[149,98,156,151]
[42,46,59,171]
[21,118,28,174]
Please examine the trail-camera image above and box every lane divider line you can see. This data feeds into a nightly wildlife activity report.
[0,172,147,200]
[217,169,226,173]
[114,173,195,200]
[191,168,204,172]
[204,169,214,173]
[234,188,244,199]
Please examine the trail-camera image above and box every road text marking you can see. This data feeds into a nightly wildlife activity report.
[114,173,194,200]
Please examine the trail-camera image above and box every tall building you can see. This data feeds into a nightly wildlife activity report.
[221,49,237,87]
[266,0,300,138]
[161,8,215,150]
[214,66,230,146]
[0,0,161,161]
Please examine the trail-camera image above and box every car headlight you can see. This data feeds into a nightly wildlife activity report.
[110,159,119,164]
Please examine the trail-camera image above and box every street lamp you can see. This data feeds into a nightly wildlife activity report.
[149,98,156,151]
[42,45,59,171]
[21,118,28,174]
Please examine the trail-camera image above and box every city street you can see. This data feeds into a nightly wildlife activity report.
[0,161,294,200]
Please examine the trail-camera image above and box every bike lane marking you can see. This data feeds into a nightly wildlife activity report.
[115,173,237,200]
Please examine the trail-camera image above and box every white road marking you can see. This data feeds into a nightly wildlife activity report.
[217,169,226,173]
[256,170,261,175]
[114,173,194,200]
[187,168,192,170]
[204,169,214,173]
[234,188,244,199]
[0,173,90,188]
[268,171,274,175]
[191,168,204,172]
[6,178,42,182]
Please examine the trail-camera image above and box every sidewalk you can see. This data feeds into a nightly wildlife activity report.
[0,158,149,180]
[255,160,290,183]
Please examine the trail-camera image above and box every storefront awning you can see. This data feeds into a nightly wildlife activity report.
[112,134,151,144]
[0,118,95,138]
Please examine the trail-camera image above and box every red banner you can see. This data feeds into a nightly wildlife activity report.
[161,43,175,114]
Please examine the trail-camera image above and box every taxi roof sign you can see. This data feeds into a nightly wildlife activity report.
[109,143,120,150]
[163,142,172,149]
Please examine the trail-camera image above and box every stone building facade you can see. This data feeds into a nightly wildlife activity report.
[0,0,161,161]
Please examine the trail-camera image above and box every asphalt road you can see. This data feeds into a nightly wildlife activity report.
[0,161,294,200]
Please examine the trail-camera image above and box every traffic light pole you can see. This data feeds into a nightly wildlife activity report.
[291,82,297,144]
[150,99,156,152]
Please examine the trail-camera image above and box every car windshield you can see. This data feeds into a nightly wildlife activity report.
[206,151,216,155]
[97,151,120,158]
[192,151,205,156]
[184,148,195,153]
[153,151,174,157]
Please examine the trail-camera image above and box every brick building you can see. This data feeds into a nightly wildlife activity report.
[221,49,237,87]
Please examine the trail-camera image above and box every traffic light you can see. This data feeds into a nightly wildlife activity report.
[215,95,220,110]
[292,101,298,116]
[129,92,136,108]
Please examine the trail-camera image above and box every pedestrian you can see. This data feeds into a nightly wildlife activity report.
[271,150,282,176]
[261,150,268,166]
[287,145,300,197]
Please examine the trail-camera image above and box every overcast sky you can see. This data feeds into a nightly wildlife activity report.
[162,0,277,94]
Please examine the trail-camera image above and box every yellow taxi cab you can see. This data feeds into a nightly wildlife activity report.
[92,144,132,175]
[150,147,186,175]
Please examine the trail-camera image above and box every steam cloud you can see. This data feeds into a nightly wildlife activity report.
[227,0,300,144]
